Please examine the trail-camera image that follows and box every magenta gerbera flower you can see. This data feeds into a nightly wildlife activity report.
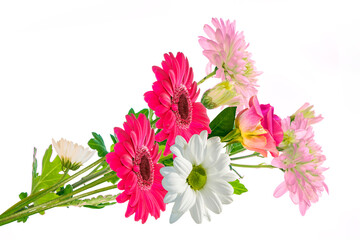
[106,113,167,223]
[144,52,211,156]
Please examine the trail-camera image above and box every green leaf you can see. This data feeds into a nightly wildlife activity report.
[104,172,119,184]
[128,108,135,115]
[128,108,150,118]
[208,107,237,138]
[158,145,173,166]
[110,134,118,144]
[88,132,108,157]
[19,192,28,200]
[56,184,73,196]
[229,179,248,195]
[228,142,246,156]
[31,145,69,194]
[66,195,117,209]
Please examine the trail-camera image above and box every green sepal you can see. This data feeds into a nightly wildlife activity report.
[229,179,248,195]
[222,128,242,143]
[88,132,108,157]
[208,107,237,138]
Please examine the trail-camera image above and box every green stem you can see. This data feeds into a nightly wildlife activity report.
[198,67,218,85]
[0,172,117,226]
[1,157,105,217]
[231,163,276,169]
[72,167,111,189]
[0,184,117,226]
[230,152,262,160]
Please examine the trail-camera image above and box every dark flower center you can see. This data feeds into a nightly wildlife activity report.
[178,93,189,121]
[173,85,192,129]
[134,147,154,190]
[140,154,151,181]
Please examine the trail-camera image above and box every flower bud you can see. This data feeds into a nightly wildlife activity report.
[201,81,238,109]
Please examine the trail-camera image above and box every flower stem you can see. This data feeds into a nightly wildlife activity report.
[231,163,276,169]
[72,166,111,189]
[0,171,117,226]
[230,152,262,160]
[0,184,117,226]
[198,67,218,85]
[0,157,105,217]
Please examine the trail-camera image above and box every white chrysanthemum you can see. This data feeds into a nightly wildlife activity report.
[160,130,237,224]
[52,138,95,171]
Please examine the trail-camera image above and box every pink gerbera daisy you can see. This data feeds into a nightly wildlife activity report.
[199,18,261,110]
[144,52,211,156]
[106,113,167,223]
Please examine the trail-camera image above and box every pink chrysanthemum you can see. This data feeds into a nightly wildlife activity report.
[272,142,328,216]
[199,18,261,109]
[272,112,328,215]
[106,114,167,223]
[144,52,211,156]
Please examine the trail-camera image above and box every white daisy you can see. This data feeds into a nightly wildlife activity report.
[52,138,95,171]
[160,130,237,223]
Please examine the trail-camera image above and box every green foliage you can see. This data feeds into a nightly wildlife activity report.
[104,172,119,184]
[31,146,70,209]
[229,179,248,195]
[208,107,237,138]
[158,145,173,166]
[228,142,246,156]
[19,192,28,200]
[31,145,69,194]
[88,132,108,157]
[66,195,117,209]
[56,184,74,197]
[110,134,118,144]
[128,108,149,118]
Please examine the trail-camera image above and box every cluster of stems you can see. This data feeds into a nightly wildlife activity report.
[0,157,118,226]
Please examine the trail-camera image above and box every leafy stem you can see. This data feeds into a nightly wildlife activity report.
[230,152,263,160]
[1,157,105,218]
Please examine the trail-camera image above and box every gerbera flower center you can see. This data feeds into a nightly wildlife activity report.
[186,165,207,191]
[134,147,154,190]
[172,85,192,129]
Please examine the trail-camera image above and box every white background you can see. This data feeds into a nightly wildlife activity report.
[0,0,359,239]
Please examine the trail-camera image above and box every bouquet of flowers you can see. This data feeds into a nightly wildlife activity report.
[0,18,328,226]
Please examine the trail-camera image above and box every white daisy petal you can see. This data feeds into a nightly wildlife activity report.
[207,178,234,197]
[221,171,238,182]
[201,187,223,214]
[177,185,196,213]
[174,156,193,178]
[189,191,205,224]
[199,130,208,146]
[170,144,184,158]
[160,166,175,176]
[175,135,187,148]
[162,172,186,193]
[164,192,178,203]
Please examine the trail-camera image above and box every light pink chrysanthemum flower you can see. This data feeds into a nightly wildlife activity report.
[199,18,261,109]
[144,52,211,156]
[291,103,323,126]
[279,114,314,149]
[106,114,167,223]
[272,142,328,216]
[273,110,327,215]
